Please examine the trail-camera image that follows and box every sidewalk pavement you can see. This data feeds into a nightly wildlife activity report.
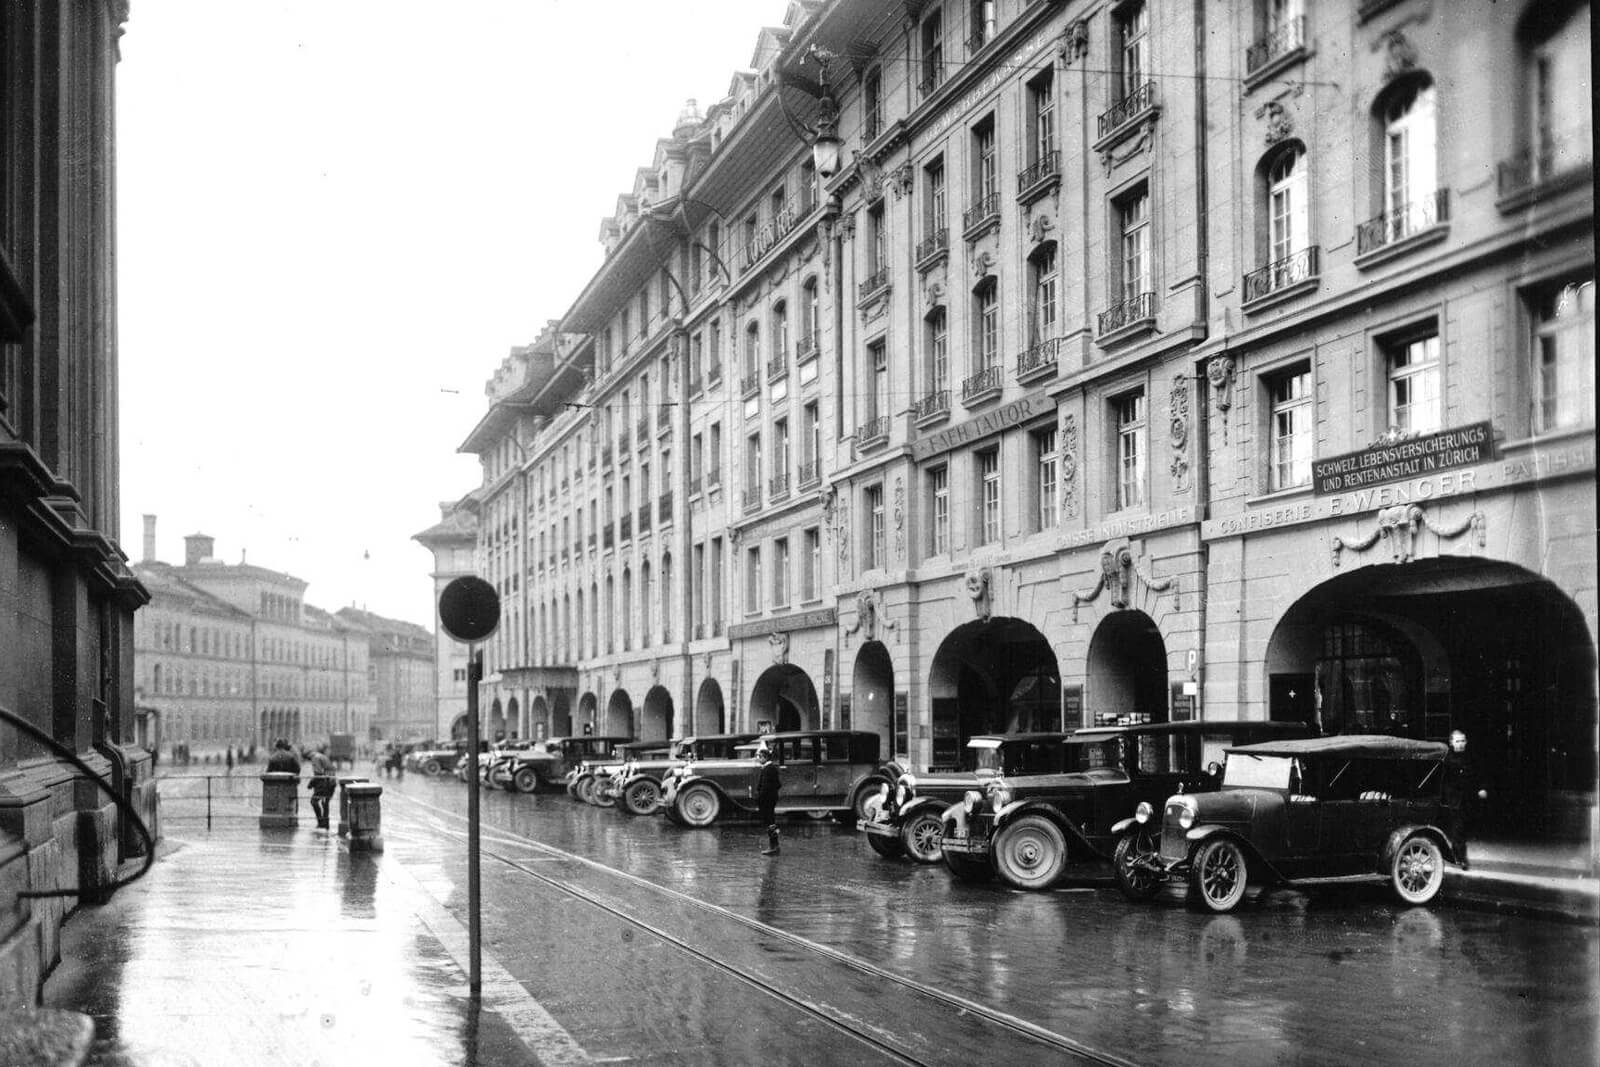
[30,787,1598,1066]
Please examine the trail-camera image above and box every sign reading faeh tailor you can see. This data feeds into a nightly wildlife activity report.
[1312,422,1494,496]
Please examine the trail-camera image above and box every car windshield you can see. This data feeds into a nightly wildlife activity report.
[1064,737,1126,773]
[671,741,695,759]
[991,740,1067,774]
[1223,753,1296,789]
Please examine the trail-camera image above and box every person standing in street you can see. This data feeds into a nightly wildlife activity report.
[308,744,336,830]
[265,739,300,774]
[754,744,780,856]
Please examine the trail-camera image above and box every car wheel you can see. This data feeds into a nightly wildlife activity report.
[942,850,992,883]
[592,781,616,808]
[512,767,539,794]
[1112,828,1164,903]
[422,759,441,776]
[901,811,945,864]
[865,832,904,859]
[1391,833,1446,905]
[1187,838,1249,913]
[992,815,1069,891]
[675,783,721,828]
[621,779,661,816]
[573,775,596,804]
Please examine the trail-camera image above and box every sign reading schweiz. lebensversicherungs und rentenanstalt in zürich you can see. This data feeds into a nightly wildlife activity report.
[1311,422,1495,496]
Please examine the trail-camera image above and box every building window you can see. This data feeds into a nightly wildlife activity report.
[1532,277,1595,433]
[1118,189,1151,300]
[1117,2,1149,102]
[803,527,821,601]
[974,278,999,371]
[745,432,762,503]
[1115,390,1147,510]
[803,402,820,473]
[803,278,820,350]
[866,484,886,568]
[773,417,790,491]
[1032,427,1058,531]
[869,339,889,421]
[772,537,790,607]
[929,466,950,555]
[864,67,883,141]
[969,0,996,50]
[1029,243,1058,345]
[925,156,947,238]
[921,8,945,92]
[926,307,949,389]
[1380,78,1438,231]
[771,301,789,364]
[867,203,886,274]
[1028,70,1055,165]
[1515,4,1592,187]
[1386,332,1441,436]
[744,322,761,382]
[972,116,997,203]
[977,449,1001,545]
[1268,148,1308,263]
[1268,366,1313,491]
[745,547,762,615]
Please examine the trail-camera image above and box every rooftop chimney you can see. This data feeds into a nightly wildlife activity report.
[184,533,215,566]
[142,514,157,564]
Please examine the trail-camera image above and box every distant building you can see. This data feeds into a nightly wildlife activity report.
[413,498,480,740]
[335,607,436,744]
[132,519,375,751]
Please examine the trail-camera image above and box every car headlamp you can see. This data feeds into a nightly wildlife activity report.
[989,784,1013,810]
[963,790,984,814]
[1175,796,1198,830]
[1135,801,1153,824]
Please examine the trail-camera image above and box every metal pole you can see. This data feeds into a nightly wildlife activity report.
[467,646,482,998]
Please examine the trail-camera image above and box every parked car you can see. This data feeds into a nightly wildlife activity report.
[406,741,464,777]
[569,741,672,805]
[498,736,634,793]
[1112,734,1469,912]
[939,720,1317,889]
[461,739,531,783]
[662,731,891,827]
[606,734,760,815]
[857,733,1071,863]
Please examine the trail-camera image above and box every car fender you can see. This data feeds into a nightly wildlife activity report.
[1382,824,1466,871]
[898,796,948,823]
[1110,815,1141,837]
[993,800,1097,856]
[1184,826,1290,883]
[672,773,742,811]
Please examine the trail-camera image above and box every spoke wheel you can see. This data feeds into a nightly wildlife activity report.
[1112,828,1164,902]
[865,831,904,858]
[675,783,721,827]
[942,850,993,883]
[1391,833,1446,905]
[992,815,1068,891]
[422,759,441,776]
[591,779,615,808]
[512,767,539,794]
[902,811,946,864]
[1187,838,1248,913]
[622,779,661,816]
[850,780,887,822]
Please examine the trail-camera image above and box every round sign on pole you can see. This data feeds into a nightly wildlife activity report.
[439,576,501,643]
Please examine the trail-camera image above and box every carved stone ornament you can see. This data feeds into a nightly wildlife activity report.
[844,587,896,643]
[1331,505,1486,568]
[1029,214,1055,247]
[1100,120,1155,176]
[888,163,914,201]
[769,631,790,664]
[1060,411,1080,519]
[858,154,884,202]
[973,250,995,281]
[924,279,946,311]
[1168,373,1191,494]
[704,651,714,671]
[727,526,742,546]
[1061,19,1089,63]
[1207,356,1236,444]
[838,212,857,241]
[836,499,850,564]
[965,567,992,622]
[893,476,905,560]
[1071,539,1176,622]
[1380,29,1418,80]
[1260,101,1292,146]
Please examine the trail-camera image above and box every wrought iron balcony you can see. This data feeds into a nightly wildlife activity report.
[707,466,722,489]
[1498,140,1590,201]
[858,414,890,446]
[1356,189,1450,255]
[913,387,950,423]
[858,266,891,303]
[740,370,761,399]
[962,193,1000,237]
[796,336,819,364]
[797,459,820,488]
[767,352,789,382]
[1243,246,1321,303]
[1016,337,1061,382]
[688,474,702,497]
[742,488,761,514]
[1098,80,1157,140]
[769,473,791,500]
[1097,291,1156,337]
[1246,16,1306,75]
[915,228,949,269]
[1017,151,1060,199]
[960,365,1003,404]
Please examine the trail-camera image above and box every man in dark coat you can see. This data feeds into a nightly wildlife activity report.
[265,739,301,774]
[754,744,780,856]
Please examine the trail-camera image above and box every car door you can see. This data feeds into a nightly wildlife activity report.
[777,737,819,805]
[812,735,854,807]
[1283,758,1323,867]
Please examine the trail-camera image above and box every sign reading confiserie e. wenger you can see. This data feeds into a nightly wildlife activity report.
[1311,421,1494,496]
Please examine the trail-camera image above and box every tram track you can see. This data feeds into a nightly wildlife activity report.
[392,792,1137,1067]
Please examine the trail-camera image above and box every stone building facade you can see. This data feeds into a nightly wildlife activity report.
[455,0,1593,844]
[335,607,436,744]
[413,498,479,741]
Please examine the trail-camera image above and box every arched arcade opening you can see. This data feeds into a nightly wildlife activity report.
[641,685,675,741]
[1085,610,1170,726]
[929,618,1061,767]
[694,678,726,735]
[605,689,634,737]
[749,665,819,732]
[851,641,895,755]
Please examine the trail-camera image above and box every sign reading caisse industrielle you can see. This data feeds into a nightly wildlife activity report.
[1312,421,1494,496]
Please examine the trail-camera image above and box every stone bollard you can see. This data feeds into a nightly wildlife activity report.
[343,782,384,852]
[259,772,301,828]
[336,777,369,838]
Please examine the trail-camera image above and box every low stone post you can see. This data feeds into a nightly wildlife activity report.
[259,772,300,828]
[336,777,369,838]
[343,782,384,852]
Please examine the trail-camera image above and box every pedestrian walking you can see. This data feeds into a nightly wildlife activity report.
[225,745,234,774]
[308,745,336,830]
[753,744,780,856]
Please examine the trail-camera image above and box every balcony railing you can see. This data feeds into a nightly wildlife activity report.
[707,466,723,488]
[767,352,788,382]
[741,370,761,398]
[707,361,723,386]
[858,266,891,303]
[962,193,1000,236]
[658,492,673,521]
[915,228,949,268]
[619,513,632,541]
[960,365,1003,403]
[1097,291,1156,336]
[769,473,791,500]
[1098,80,1156,139]
[1016,337,1061,382]
[919,59,945,99]
[1246,16,1306,74]
[796,336,819,364]
[797,459,820,488]
[913,387,950,422]
[742,488,761,514]
[688,474,703,497]
[1356,189,1450,255]
[637,506,651,532]
[1243,246,1320,303]
[1017,151,1060,198]
[1498,139,1590,200]
[857,414,891,446]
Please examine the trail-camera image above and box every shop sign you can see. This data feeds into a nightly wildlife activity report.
[1062,504,1198,548]
[1312,422,1494,496]
[726,607,836,641]
[910,388,1052,461]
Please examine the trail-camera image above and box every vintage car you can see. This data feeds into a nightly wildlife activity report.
[857,733,1071,863]
[940,720,1317,889]
[1111,734,1469,912]
[497,735,635,794]
[662,730,891,827]
[405,741,464,777]
[568,741,672,806]
[463,739,533,783]
[605,733,760,815]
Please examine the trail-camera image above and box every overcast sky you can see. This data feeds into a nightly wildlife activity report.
[116,0,790,630]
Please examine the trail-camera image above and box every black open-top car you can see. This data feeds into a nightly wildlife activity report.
[1112,733,1469,912]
